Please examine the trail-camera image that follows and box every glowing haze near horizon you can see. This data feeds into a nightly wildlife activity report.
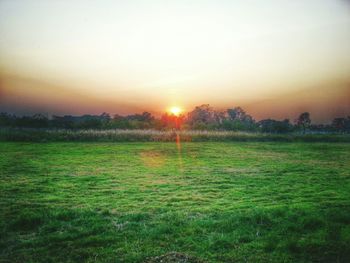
[0,0,349,123]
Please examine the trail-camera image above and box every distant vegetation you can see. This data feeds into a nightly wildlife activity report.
[1,129,350,142]
[1,104,349,133]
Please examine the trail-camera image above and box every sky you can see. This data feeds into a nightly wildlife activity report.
[0,0,349,123]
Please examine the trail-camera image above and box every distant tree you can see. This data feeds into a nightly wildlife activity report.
[332,117,350,133]
[0,112,14,127]
[124,112,155,129]
[99,112,111,128]
[100,112,111,121]
[79,116,103,129]
[309,124,331,133]
[258,119,292,133]
[227,107,247,121]
[51,115,72,128]
[51,113,110,129]
[213,111,227,126]
[346,117,350,133]
[107,114,130,129]
[32,114,49,128]
[3,108,342,133]
[296,112,311,134]
[186,104,217,129]
[126,112,154,122]
[224,107,256,131]
[13,114,48,128]
[161,113,185,130]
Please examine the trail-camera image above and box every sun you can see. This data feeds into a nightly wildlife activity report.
[169,106,182,116]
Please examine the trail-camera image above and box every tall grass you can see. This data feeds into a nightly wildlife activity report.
[0,128,349,142]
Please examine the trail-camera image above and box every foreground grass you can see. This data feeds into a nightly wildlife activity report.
[0,142,350,262]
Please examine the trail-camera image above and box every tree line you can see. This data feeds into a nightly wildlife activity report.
[1,104,349,133]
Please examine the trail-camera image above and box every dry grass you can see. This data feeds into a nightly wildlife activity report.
[1,128,349,142]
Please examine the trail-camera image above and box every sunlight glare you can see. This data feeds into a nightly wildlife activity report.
[169,106,182,116]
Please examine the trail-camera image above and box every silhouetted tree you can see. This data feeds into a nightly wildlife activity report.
[296,112,311,134]
[1,108,345,133]
[12,114,48,128]
[0,112,14,127]
[125,112,155,129]
[227,107,247,121]
[332,117,350,133]
[161,113,185,130]
[224,107,256,131]
[186,104,217,129]
[258,119,292,133]
[51,115,75,128]
[107,114,130,129]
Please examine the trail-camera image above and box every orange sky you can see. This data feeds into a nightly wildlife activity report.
[0,0,350,123]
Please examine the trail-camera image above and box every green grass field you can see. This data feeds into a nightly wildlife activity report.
[1,142,350,262]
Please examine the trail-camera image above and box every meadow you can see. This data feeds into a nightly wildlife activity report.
[1,141,350,262]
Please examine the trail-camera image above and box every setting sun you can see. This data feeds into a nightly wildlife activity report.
[169,106,182,116]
